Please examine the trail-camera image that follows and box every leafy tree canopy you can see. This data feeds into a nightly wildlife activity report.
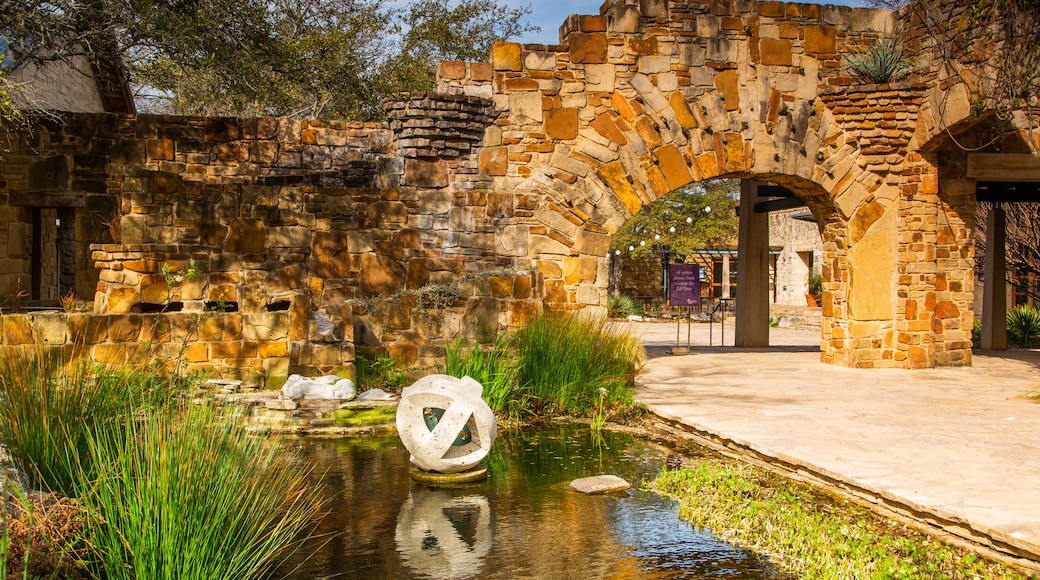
[609,180,739,261]
[1,0,537,120]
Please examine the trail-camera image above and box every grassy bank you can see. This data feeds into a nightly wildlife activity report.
[0,346,325,579]
[649,460,1030,579]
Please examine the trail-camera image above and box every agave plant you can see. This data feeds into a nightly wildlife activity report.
[845,32,912,84]
[1007,304,1040,347]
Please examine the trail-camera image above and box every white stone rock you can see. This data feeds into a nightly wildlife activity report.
[279,374,357,400]
[396,375,497,474]
[567,475,631,495]
[357,388,395,401]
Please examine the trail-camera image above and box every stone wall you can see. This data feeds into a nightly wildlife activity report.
[769,208,822,305]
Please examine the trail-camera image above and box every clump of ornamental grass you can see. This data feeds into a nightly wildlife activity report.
[512,312,645,417]
[445,336,523,418]
[1007,304,1040,347]
[845,32,912,84]
[0,345,167,496]
[650,461,1024,579]
[606,295,645,319]
[77,402,326,580]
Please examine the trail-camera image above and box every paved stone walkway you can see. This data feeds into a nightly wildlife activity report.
[627,320,1040,569]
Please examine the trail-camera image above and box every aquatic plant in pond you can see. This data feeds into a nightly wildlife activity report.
[650,461,1024,579]
[78,403,326,580]
[512,312,645,417]
[444,336,521,417]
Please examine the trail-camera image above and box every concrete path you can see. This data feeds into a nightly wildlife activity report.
[627,319,1040,568]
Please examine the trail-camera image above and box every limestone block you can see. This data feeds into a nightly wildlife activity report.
[563,257,597,284]
[569,33,608,64]
[268,226,311,248]
[655,145,694,191]
[535,206,579,238]
[106,287,140,314]
[584,64,616,93]
[848,207,895,321]
[714,69,740,112]
[804,26,836,55]
[438,60,465,80]
[597,161,642,215]
[759,39,793,66]
[707,37,737,63]
[551,149,592,177]
[577,137,619,164]
[545,108,579,140]
[312,231,351,278]
[629,74,669,113]
[509,91,543,124]
[611,92,643,120]
[492,42,522,71]
[360,253,407,297]
[479,146,508,175]
[657,72,678,93]
[529,235,572,257]
[486,193,514,219]
[495,225,529,257]
[404,158,448,188]
[574,229,610,257]
[610,5,641,33]
[523,51,556,71]
[637,56,671,75]
[396,375,497,473]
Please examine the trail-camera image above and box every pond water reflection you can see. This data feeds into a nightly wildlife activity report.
[281,426,787,579]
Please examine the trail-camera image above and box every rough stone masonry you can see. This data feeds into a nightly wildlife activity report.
[0,0,1034,380]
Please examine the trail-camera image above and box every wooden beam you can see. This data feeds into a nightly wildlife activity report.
[754,196,807,213]
[976,181,1040,203]
[7,192,87,207]
[967,153,1040,181]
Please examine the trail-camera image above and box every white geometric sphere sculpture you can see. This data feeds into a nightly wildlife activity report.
[396,374,497,473]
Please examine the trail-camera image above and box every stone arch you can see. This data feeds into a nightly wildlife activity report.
[437,0,971,368]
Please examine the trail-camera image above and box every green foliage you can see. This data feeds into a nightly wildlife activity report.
[444,336,521,417]
[355,347,408,391]
[610,180,739,260]
[1,0,535,119]
[78,403,325,580]
[1007,304,1040,347]
[0,346,169,496]
[606,295,645,319]
[972,317,983,346]
[807,271,823,296]
[511,313,645,418]
[845,32,912,84]
[650,461,1022,579]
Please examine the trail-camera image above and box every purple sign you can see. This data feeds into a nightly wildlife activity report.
[669,264,700,306]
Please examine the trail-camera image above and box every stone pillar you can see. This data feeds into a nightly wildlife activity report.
[982,205,1007,350]
[735,180,770,348]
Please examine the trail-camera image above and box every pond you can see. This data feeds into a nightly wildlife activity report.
[279,425,788,579]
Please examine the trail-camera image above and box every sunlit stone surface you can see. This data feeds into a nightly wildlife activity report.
[396,374,496,473]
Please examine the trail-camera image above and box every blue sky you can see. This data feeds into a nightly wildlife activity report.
[512,0,871,44]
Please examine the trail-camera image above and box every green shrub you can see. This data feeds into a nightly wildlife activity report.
[78,404,325,580]
[512,312,645,417]
[606,295,645,318]
[0,346,168,496]
[972,317,983,346]
[845,32,911,84]
[1008,304,1040,347]
[356,347,408,392]
[445,336,522,417]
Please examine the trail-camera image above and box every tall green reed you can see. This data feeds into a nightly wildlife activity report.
[444,336,522,417]
[0,345,165,496]
[512,312,645,417]
[78,403,325,580]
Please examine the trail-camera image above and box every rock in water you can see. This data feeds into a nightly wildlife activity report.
[357,388,394,401]
[567,475,631,495]
[280,374,357,400]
